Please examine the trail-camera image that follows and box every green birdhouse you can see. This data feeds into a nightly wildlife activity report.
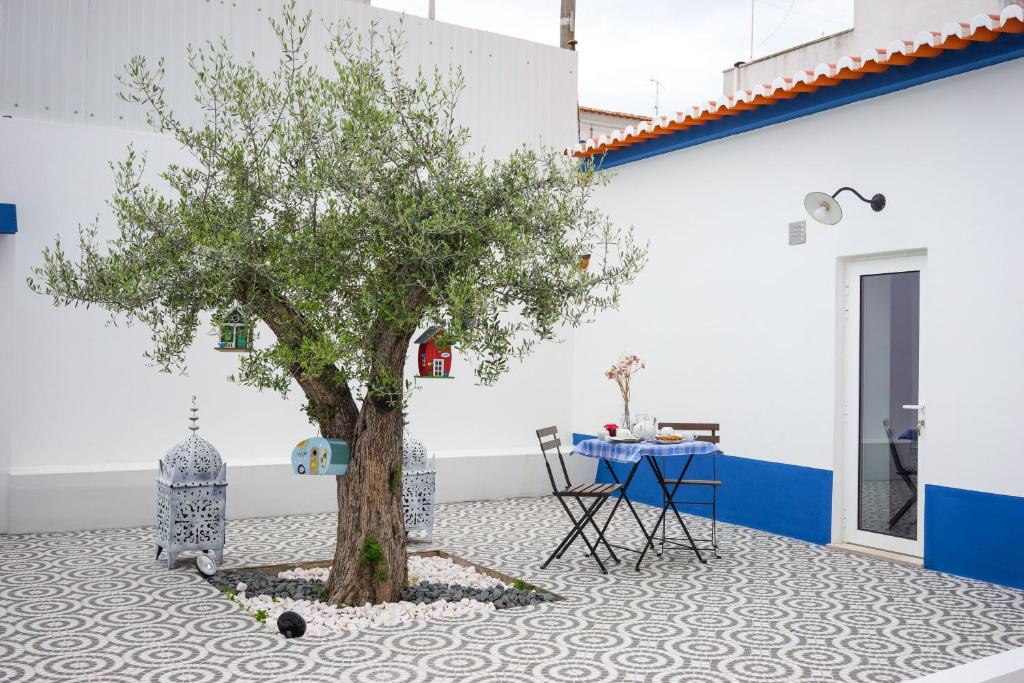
[215,305,253,352]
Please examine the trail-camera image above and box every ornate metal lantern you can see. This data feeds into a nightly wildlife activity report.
[156,398,227,568]
[402,432,436,540]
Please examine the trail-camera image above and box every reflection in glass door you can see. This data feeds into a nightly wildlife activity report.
[857,271,920,542]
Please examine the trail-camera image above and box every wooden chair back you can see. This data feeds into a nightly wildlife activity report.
[658,422,720,444]
[536,426,573,493]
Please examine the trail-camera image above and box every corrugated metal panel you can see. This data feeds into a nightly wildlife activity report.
[0,0,577,157]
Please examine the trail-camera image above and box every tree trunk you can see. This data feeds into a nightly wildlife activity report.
[251,291,410,604]
[323,390,407,605]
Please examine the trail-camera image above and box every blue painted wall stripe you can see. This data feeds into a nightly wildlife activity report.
[596,33,1024,169]
[574,436,1024,588]
[573,433,832,545]
[925,484,1024,590]
[0,203,16,234]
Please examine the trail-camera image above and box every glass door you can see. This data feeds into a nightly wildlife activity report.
[843,255,924,556]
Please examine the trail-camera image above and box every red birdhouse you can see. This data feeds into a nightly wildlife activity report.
[415,326,453,378]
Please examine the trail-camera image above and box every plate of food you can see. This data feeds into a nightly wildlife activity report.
[655,433,684,443]
[610,436,642,444]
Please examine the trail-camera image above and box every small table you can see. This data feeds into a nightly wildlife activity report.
[572,438,722,569]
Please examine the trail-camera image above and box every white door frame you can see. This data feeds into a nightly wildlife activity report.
[842,253,926,557]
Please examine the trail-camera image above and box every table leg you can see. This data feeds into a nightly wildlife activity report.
[647,455,706,565]
[598,458,656,566]
[648,455,691,560]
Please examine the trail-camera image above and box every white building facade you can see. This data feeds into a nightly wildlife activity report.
[0,0,592,533]
[569,6,1024,590]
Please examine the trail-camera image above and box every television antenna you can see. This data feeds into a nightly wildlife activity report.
[650,77,664,117]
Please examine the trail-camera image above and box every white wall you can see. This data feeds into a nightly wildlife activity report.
[0,0,580,531]
[573,58,1024,505]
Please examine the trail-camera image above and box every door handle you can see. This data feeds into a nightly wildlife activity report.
[902,404,925,434]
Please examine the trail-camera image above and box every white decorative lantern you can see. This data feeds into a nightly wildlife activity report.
[402,432,436,540]
[155,398,227,568]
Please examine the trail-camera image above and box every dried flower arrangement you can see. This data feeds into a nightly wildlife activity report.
[605,354,645,427]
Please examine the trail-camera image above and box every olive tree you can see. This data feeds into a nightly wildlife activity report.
[29,4,646,605]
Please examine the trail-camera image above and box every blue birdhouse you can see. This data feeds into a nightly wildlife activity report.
[291,437,350,476]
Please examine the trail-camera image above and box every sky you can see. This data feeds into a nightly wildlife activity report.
[371,0,855,117]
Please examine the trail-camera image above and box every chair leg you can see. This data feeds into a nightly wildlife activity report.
[888,475,917,528]
[659,496,666,557]
[553,495,594,559]
[575,496,620,564]
[543,503,590,569]
[889,491,917,528]
[543,496,610,573]
[557,494,619,564]
[576,497,612,573]
[711,485,720,559]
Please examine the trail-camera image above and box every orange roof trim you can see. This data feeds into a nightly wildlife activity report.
[567,5,1024,158]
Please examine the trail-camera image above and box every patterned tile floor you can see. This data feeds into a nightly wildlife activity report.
[2,497,1023,682]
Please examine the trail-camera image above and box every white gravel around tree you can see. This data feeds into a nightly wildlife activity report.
[234,555,508,636]
[277,555,506,589]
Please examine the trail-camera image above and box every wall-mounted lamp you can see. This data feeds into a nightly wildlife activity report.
[804,187,886,225]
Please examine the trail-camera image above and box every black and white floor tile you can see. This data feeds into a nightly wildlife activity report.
[1,497,1022,682]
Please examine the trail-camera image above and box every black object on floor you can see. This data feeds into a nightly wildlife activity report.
[277,611,306,638]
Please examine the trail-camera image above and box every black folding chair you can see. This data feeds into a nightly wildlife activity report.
[536,426,621,574]
[883,418,918,528]
[656,422,722,559]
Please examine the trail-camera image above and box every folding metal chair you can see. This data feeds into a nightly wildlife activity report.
[656,422,722,559]
[535,426,621,573]
[883,418,918,528]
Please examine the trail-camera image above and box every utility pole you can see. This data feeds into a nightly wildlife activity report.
[560,0,576,50]
[750,0,755,59]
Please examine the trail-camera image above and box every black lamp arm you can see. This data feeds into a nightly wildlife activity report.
[832,186,886,212]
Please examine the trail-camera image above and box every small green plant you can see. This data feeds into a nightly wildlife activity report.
[219,586,237,597]
[254,609,269,624]
[359,536,388,582]
[317,585,331,603]
[513,579,536,592]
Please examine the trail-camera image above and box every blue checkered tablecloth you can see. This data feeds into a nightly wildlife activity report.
[572,438,721,464]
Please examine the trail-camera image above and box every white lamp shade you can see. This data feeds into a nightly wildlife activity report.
[804,191,842,225]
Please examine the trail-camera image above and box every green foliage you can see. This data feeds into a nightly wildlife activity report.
[359,536,387,581]
[254,609,269,624]
[219,586,237,597]
[359,536,385,566]
[26,0,645,413]
[317,585,330,603]
[513,578,536,592]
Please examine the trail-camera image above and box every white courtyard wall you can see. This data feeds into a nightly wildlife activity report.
[0,0,587,532]
[572,57,1024,506]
